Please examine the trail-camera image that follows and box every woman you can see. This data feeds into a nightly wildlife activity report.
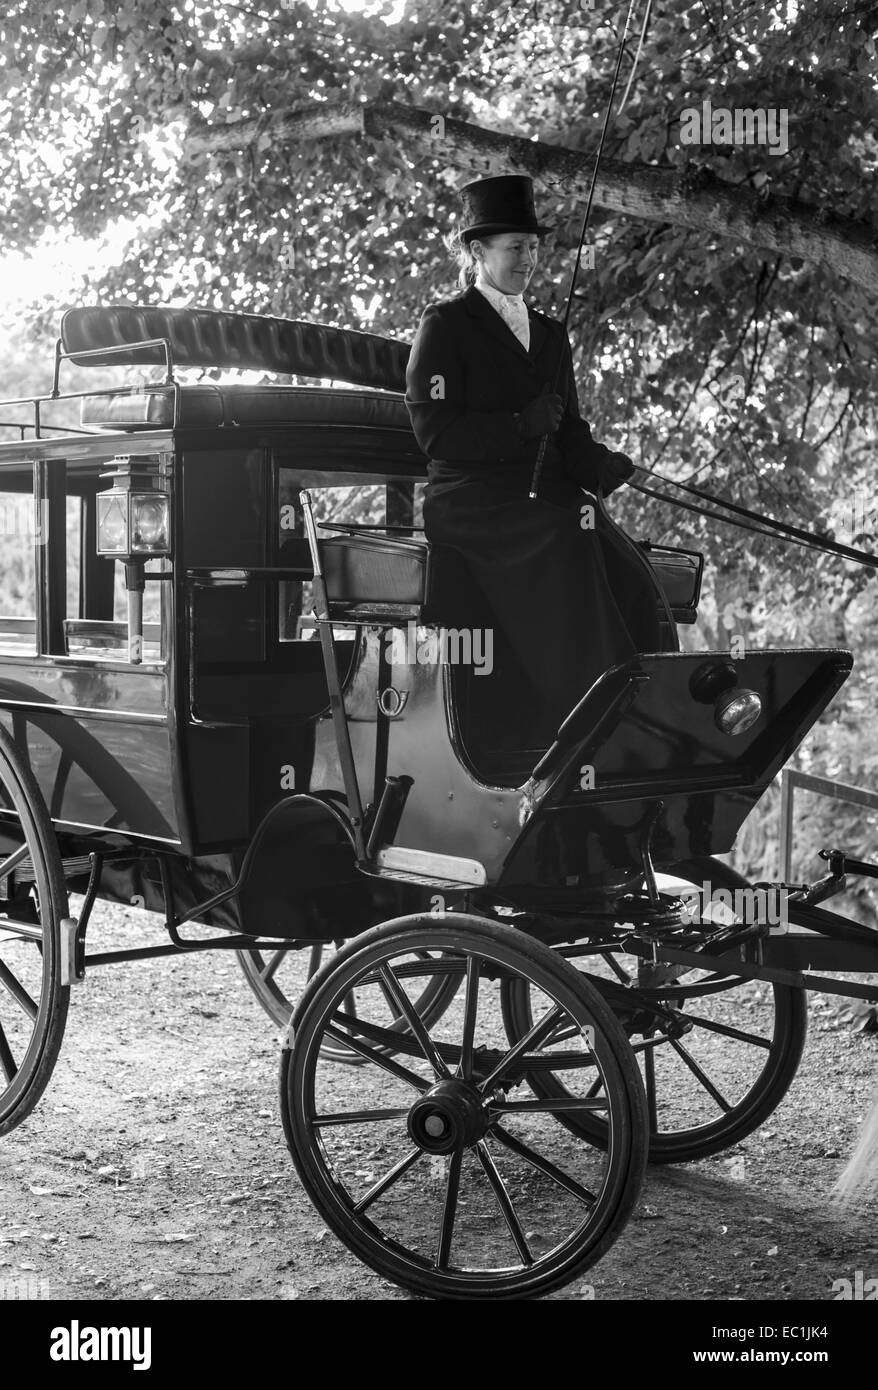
[405,173,662,742]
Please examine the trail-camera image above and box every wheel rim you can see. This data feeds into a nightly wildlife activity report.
[0,729,69,1135]
[280,915,646,1299]
[501,859,807,1163]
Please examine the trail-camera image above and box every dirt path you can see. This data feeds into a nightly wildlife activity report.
[1,902,876,1303]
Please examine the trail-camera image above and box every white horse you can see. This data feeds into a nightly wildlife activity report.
[833,1089,878,1203]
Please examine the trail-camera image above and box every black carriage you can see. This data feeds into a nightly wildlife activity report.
[0,306,876,1299]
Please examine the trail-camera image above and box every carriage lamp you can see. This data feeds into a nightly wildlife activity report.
[97,455,171,664]
[713,686,762,736]
[96,455,171,559]
[690,660,763,737]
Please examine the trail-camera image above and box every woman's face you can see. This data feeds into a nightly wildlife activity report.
[472,232,539,294]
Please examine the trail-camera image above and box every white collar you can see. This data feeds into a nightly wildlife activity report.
[475,279,527,311]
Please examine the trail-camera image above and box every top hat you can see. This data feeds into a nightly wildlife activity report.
[458,175,551,243]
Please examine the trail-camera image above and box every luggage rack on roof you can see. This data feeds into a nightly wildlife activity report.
[0,306,413,440]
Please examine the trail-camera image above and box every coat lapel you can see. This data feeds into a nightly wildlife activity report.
[463,284,550,367]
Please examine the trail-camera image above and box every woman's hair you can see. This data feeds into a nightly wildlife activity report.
[445,226,494,289]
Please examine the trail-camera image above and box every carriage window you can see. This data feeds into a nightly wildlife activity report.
[276,474,386,642]
[0,470,37,654]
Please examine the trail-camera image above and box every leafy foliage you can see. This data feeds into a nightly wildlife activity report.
[2,0,878,881]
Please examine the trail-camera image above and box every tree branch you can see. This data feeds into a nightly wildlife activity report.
[185,99,878,295]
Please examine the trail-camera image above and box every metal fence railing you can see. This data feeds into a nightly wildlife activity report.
[779,768,878,879]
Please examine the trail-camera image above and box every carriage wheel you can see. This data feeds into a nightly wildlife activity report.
[280,913,647,1300]
[501,859,807,1164]
[0,725,70,1136]
[237,941,462,1063]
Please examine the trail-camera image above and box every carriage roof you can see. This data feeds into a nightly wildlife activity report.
[1,306,425,475]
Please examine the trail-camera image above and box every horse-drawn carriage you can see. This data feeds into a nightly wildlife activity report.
[0,306,875,1299]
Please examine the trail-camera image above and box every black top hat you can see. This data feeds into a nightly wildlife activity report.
[458,175,551,243]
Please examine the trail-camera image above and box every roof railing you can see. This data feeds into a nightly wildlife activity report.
[0,335,180,439]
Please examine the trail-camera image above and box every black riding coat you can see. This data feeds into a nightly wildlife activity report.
[405,285,662,736]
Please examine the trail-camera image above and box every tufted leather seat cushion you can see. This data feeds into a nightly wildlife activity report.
[61,305,411,392]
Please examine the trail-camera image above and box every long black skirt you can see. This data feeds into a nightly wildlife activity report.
[423,479,662,740]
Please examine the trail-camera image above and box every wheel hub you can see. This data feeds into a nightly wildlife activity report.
[407,1079,489,1154]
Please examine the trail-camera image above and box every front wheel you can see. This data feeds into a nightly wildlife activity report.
[0,725,70,1135]
[280,914,647,1300]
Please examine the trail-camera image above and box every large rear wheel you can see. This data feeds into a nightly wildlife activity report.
[0,725,70,1135]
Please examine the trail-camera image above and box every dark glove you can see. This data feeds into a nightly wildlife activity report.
[600,450,636,495]
[518,393,564,439]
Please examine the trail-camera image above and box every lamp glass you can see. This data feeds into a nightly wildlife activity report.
[96,493,129,553]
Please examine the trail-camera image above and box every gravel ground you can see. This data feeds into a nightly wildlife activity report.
[1,899,876,1303]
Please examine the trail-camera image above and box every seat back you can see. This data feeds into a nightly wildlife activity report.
[318,529,703,626]
[319,531,429,620]
[638,542,703,624]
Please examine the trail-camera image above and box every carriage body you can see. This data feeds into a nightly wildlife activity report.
[0,306,853,935]
[0,317,428,936]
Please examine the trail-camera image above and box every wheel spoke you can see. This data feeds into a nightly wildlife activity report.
[459,956,480,1079]
[606,954,633,984]
[667,1036,732,1112]
[322,1021,429,1092]
[313,1106,410,1127]
[0,843,29,883]
[490,1123,597,1206]
[377,964,452,1080]
[353,1148,423,1215]
[436,1148,463,1270]
[478,1003,565,1093]
[673,1010,771,1049]
[0,957,38,1019]
[476,1141,533,1265]
[0,1018,17,1083]
[259,950,286,983]
[544,1021,580,1045]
